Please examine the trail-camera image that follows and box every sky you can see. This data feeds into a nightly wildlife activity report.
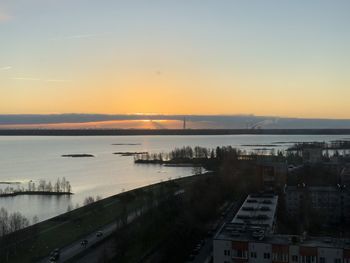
[1,0,350,119]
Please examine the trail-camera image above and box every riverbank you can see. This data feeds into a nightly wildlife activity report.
[0,173,211,263]
[0,191,73,198]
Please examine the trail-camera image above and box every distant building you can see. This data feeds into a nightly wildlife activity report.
[285,185,350,224]
[302,147,323,163]
[257,162,287,191]
[286,143,324,164]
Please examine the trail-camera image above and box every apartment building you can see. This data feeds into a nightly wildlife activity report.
[214,194,350,263]
[214,226,350,263]
[285,185,350,224]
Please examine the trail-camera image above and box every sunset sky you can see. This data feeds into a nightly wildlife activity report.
[1,0,350,118]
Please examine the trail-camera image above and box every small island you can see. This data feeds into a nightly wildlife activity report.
[113,152,148,156]
[0,191,73,197]
[61,154,95,158]
[111,143,141,146]
[133,146,214,165]
[241,144,279,147]
[0,177,73,198]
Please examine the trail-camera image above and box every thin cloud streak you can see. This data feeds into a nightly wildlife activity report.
[11,76,70,82]
[49,32,110,41]
[0,66,12,71]
[0,13,12,22]
[45,79,71,82]
[11,77,41,81]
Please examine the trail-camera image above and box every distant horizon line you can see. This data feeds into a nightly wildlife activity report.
[1,129,350,137]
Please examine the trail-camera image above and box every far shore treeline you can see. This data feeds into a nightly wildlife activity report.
[134,143,350,167]
[134,145,286,166]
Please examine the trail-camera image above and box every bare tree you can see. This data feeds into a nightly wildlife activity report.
[0,207,9,236]
[55,178,61,192]
[83,196,95,206]
[38,180,46,191]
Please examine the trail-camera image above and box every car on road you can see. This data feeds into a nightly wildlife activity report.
[80,239,88,247]
[96,231,103,237]
[49,248,60,262]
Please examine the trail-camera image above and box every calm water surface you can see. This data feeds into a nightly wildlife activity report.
[0,135,348,222]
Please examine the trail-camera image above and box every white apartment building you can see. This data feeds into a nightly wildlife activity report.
[214,193,350,263]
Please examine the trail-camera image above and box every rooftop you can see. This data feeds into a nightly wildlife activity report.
[231,193,278,231]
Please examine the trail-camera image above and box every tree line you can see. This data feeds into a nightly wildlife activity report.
[134,145,291,168]
[0,177,72,196]
[134,146,242,162]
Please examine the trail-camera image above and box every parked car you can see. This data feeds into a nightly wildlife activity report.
[96,231,103,237]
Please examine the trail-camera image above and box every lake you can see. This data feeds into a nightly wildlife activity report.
[0,134,348,222]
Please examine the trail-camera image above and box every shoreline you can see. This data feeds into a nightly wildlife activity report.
[0,191,73,198]
[1,129,350,136]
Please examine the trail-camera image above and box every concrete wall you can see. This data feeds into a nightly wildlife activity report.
[318,247,343,262]
[214,239,232,263]
[289,245,300,262]
[249,242,272,263]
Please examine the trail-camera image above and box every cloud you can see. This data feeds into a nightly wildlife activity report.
[11,77,41,81]
[45,79,71,82]
[50,34,97,41]
[11,76,70,82]
[0,13,12,22]
[0,66,12,71]
[49,32,111,41]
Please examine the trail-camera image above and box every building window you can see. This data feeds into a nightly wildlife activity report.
[334,259,341,263]
[264,253,270,259]
[301,255,316,263]
[319,257,325,263]
[233,249,247,259]
[251,252,257,258]
[224,250,230,256]
[292,255,298,262]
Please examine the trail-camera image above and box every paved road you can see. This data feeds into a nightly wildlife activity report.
[190,197,244,263]
[40,190,184,263]
[39,209,141,263]
[74,235,116,263]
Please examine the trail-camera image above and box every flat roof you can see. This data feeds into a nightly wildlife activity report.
[231,193,278,230]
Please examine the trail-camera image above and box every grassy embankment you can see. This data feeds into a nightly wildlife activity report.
[0,174,205,263]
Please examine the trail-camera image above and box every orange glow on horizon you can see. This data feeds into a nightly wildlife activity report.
[0,120,184,130]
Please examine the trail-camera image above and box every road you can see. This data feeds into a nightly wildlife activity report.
[39,209,142,263]
[39,190,184,263]
[189,197,244,263]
